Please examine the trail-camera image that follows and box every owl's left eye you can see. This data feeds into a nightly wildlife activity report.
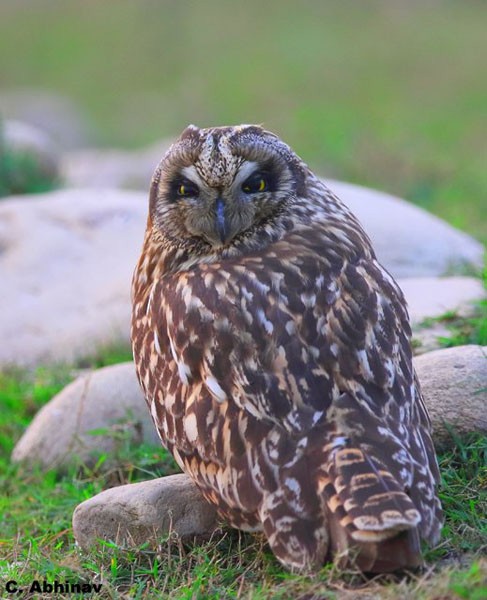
[176,180,199,198]
[242,172,268,194]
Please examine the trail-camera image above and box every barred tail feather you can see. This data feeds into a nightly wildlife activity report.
[319,445,423,572]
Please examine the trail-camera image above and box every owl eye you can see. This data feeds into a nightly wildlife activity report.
[242,173,267,194]
[176,180,199,198]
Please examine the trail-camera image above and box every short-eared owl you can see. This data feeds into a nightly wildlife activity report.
[131,124,442,572]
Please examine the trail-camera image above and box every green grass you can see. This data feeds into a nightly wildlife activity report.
[1,345,486,599]
[435,298,487,349]
[0,0,486,243]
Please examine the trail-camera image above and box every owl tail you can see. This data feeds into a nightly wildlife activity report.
[258,489,330,573]
[320,444,423,572]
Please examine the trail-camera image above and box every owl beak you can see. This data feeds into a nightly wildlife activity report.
[215,197,229,244]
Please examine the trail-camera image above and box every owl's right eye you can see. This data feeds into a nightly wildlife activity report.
[175,180,199,198]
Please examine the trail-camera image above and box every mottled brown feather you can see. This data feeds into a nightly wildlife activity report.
[131,124,443,572]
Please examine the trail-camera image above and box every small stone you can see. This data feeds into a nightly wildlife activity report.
[414,345,487,450]
[11,362,160,471]
[72,474,219,550]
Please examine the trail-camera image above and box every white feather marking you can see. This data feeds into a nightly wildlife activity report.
[233,160,260,185]
[286,411,301,428]
[146,283,157,316]
[256,308,274,334]
[165,392,176,411]
[241,286,253,301]
[178,362,191,385]
[311,410,324,426]
[285,477,301,496]
[184,413,198,442]
[205,376,227,402]
[153,330,161,354]
[181,165,204,185]
[168,336,190,385]
[168,336,178,363]
[331,435,348,449]
[252,278,270,295]
[356,349,373,378]
[172,448,186,470]
[150,399,160,427]
[285,320,295,335]
[309,345,319,359]
[377,426,395,438]
[300,292,316,308]
[316,315,326,334]
[330,343,339,357]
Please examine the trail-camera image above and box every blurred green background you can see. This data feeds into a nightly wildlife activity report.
[0,0,485,242]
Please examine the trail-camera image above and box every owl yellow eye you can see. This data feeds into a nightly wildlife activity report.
[175,179,199,198]
[242,173,268,194]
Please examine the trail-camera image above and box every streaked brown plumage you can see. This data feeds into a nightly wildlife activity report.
[131,124,443,572]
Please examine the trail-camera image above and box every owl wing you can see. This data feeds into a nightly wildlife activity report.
[149,234,441,564]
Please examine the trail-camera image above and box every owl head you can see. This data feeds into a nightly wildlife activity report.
[148,124,307,249]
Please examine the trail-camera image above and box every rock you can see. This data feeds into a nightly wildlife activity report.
[326,180,484,278]
[0,188,146,367]
[2,119,60,184]
[0,89,92,149]
[414,345,487,450]
[397,276,485,325]
[72,474,219,550]
[61,139,172,190]
[11,362,160,470]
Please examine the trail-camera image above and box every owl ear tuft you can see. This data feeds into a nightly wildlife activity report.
[180,124,201,142]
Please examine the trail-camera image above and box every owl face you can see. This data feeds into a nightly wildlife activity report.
[149,125,306,248]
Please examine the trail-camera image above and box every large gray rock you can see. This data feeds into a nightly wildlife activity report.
[72,474,219,550]
[414,345,487,450]
[327,180,484,278]
[11,362,159,470]
[0,188,146,367]
[62,140,171,190]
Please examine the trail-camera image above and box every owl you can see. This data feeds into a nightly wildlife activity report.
[131,124,443,573]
